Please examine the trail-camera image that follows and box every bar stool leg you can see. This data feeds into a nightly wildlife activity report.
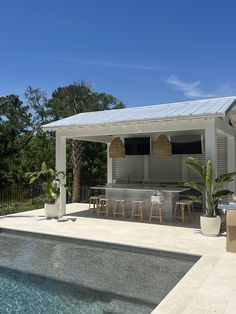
[187,203,192,222]
[149,203,153,222]
[160,205,164,223]
[139,203,143,221]
[181,204,185,223]
[131,202,135,220]
[174,203,178,221]
[122,201,125,219]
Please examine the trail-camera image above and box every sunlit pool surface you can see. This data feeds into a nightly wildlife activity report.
[0,232,199,313]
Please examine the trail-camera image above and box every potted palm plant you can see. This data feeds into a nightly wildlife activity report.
[185,157,236,236]
[26,162,66,219]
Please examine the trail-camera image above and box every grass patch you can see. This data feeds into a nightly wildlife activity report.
[0,196,44,216]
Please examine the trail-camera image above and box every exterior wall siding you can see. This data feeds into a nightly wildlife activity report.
[113,156,144,181]
[217,135,227,176]
[112,135,228,183]
[150,155,182,182]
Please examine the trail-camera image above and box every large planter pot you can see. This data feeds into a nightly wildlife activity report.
[45,203,59,219]
[200,215,221,237]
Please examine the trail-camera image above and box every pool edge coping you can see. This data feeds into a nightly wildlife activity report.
[0,227,201,262]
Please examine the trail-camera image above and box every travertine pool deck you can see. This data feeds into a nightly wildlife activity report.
[0,203,235,314]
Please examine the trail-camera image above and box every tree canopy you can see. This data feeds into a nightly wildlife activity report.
[46,81,125,201]
[0,82,125,198]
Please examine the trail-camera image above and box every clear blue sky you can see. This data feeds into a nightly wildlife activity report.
[1,0,236,107]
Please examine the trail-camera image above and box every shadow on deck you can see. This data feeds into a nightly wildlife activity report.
[66,206,202,229]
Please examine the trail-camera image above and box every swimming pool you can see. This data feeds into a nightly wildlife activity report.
[0,231,199,313]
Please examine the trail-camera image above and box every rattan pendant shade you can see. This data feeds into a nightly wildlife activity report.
[154,135,172,157]
[109,137,125,158]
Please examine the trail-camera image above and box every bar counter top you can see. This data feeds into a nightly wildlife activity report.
[91,184,189,193]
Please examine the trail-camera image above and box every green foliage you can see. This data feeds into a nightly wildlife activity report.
[0,95,31,184]
[0,198,43,216]
[0,88,53,185]
[46,80,124,118]
[46,81,125,196]
[26,162,65,203]
[81,142,107,181]
[0,81,124,191]
[185,157,236,217]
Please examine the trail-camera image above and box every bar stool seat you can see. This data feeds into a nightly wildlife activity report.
[113,199,126,219]
[88,196,99,215]
[131,200,145,221]
[149,201,165,223]
[174,200,193,223]
[97,198,109,217]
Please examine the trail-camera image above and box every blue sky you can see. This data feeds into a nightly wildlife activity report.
[1,0,236,107]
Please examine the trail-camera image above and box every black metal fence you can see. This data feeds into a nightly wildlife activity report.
[0,184,43,207]
[79,179,106,202]
[0,179,106,207]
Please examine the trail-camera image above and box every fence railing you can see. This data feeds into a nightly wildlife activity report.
[0,184,43,207]
[0,179,106,207]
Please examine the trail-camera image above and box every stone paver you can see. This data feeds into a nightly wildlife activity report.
[0,203,235,314]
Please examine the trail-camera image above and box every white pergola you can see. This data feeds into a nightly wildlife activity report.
[42,96,236,215]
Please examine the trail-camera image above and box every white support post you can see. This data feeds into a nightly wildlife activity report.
[227,135,236,192]
[56,132,66,216]
[205,120,217,178]
[107,143,113,183]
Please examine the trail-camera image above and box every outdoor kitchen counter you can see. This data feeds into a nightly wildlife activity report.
[91,184,189,220]
[91,184,188,193]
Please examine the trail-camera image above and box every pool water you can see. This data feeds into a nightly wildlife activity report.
[0,232,199,313]
[0,266,153,314]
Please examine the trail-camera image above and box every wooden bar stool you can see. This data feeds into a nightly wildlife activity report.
[113,199,126,219]
[131,200,145,221]
[97,198,109,217]
[149,201,165,223]
[88,196,99,215]
[174,200,193,223]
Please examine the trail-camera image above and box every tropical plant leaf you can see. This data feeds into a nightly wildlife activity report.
[185,157,236,217]
[27,161,65,203]
[184,195,202,204]
[184,182,203,194]
[214,190,233,198]
[41,161,48,172]
[186,157,205,179]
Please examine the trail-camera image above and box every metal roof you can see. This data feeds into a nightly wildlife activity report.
[42,96,236,130]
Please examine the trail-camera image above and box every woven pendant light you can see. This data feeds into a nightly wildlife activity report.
[154,135,172,157]
[109,137,125,158]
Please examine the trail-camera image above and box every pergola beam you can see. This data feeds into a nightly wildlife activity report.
[50,118,213,139]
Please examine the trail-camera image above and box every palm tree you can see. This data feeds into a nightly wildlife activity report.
[47,81,125,202]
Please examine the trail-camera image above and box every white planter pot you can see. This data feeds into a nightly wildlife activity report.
[200,215,221,237]
[45,203,59,219]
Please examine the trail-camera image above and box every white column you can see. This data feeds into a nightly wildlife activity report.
[56,132,66,216]
[107,143,113,183]
[227,135,236,192]
[205,120,217,178]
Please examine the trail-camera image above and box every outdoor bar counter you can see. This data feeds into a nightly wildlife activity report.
[91,184,189,219]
